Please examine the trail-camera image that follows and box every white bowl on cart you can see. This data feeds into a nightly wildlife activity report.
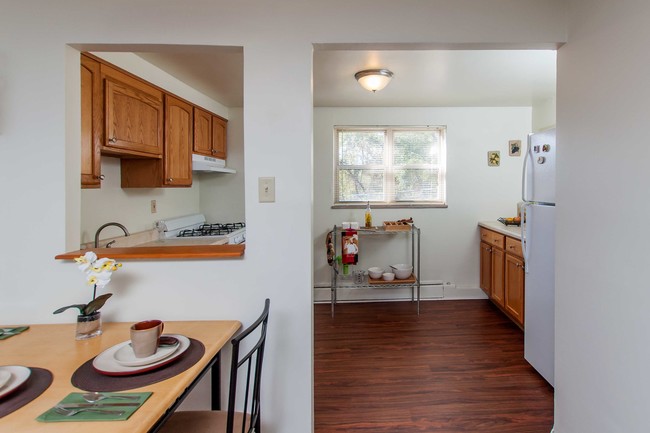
[368,267,384,279]
[390,264,413,279]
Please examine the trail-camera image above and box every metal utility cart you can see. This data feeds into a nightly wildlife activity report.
[330,224,421,316]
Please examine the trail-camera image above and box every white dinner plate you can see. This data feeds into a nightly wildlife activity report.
[93,334,190,376]
[113,339,180,367]
[0,366,31,398]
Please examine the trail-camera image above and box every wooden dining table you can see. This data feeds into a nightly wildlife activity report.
[0,320,241,433]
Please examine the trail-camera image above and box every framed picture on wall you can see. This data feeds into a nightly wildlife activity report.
[488,151,500,166]
[509,140,522,156]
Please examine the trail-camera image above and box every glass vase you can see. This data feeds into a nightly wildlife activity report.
[76,311,102,340]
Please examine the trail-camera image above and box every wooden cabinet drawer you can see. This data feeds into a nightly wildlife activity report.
[480,228,505,249]
[505,236,523,258]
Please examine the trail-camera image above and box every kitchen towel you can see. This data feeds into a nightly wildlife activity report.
[326,231,335,266]
[341,229,359,265]
[36,392,152,422]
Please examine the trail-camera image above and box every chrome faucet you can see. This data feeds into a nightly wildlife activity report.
[94,222,130,248]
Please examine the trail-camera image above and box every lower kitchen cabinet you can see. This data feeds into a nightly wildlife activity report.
[479,227,525,328]
[491,246,505,307]
[479,241,492,296]
[505,253,525,327]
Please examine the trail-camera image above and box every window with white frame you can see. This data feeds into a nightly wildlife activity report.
[334,126,447,207]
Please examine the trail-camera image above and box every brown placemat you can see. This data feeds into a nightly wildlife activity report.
[71,338,205,392]
[0,367,53,418]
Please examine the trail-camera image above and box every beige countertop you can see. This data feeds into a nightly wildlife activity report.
[478,221,522,240]
[136,237,229,247]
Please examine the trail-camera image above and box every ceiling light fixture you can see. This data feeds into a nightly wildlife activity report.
[354,69,394,93]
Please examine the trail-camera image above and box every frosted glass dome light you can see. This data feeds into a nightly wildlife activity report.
[354,69,394,92]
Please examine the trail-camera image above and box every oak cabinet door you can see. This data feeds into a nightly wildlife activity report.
[505,254,525,327]
[164,95,193,186]
[479,242,492,296]
[211,115,227,159]
[80,55,103,188]
[102,65,163,158]
[491,247,505,308]
[193,107,212,156]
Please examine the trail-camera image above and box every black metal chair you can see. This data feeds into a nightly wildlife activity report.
[160,298,270,433]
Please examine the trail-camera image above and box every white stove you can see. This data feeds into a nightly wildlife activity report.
[156,214,246,245]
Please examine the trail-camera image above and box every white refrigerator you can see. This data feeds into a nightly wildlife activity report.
[521,128,555,387]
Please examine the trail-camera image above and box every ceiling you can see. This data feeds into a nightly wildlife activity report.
[136,47,556,108]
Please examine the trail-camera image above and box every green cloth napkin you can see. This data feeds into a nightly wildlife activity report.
[0,326,30,340]
[36,392,152,423]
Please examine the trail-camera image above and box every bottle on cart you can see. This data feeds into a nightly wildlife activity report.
[365,201,372,228]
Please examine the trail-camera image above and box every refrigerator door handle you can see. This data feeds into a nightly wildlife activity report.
[522,133,533,202]
[521,203,530,273]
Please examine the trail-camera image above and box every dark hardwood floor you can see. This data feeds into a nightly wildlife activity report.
[314,300,554,433]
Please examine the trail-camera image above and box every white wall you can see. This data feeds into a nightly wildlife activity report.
[81,158,201,242]
[532,96,556,131]
[0,1,567,432]
[314,107,531,301]
[555,1,650,432]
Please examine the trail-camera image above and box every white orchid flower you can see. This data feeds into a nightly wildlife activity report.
[75,251,98,273]
[93,274,113,289]
[56,253,122,316]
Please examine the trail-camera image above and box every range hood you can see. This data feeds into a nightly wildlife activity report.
[192,154,236,174]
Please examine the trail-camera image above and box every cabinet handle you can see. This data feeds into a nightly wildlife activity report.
[96,174,105,180]
[167,178,173,182]
[211,149,217,154]
[108,137,117,144]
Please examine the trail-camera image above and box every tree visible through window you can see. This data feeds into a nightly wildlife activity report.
[334,126,446,206]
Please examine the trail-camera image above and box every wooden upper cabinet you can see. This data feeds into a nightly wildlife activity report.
[121,94,193,188]
[193,107,212,156]
[80,55,103,188]
[193,108,228,159]
[164,95,193,187]
[101,65,163,158]
[211,115,227,159]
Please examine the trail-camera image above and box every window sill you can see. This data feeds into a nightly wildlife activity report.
[331,203,448,209]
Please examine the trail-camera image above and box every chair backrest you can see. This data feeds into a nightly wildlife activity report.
[227,298,270,433]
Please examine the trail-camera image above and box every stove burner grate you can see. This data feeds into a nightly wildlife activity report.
[177,222,246,238]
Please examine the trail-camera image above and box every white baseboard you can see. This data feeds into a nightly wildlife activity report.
[313,281,486,303]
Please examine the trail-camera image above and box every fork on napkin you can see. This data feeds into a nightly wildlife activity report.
[0,326,30,340]
[36,392,152,422]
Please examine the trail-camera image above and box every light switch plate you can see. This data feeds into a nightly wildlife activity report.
[258,177,275,203]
